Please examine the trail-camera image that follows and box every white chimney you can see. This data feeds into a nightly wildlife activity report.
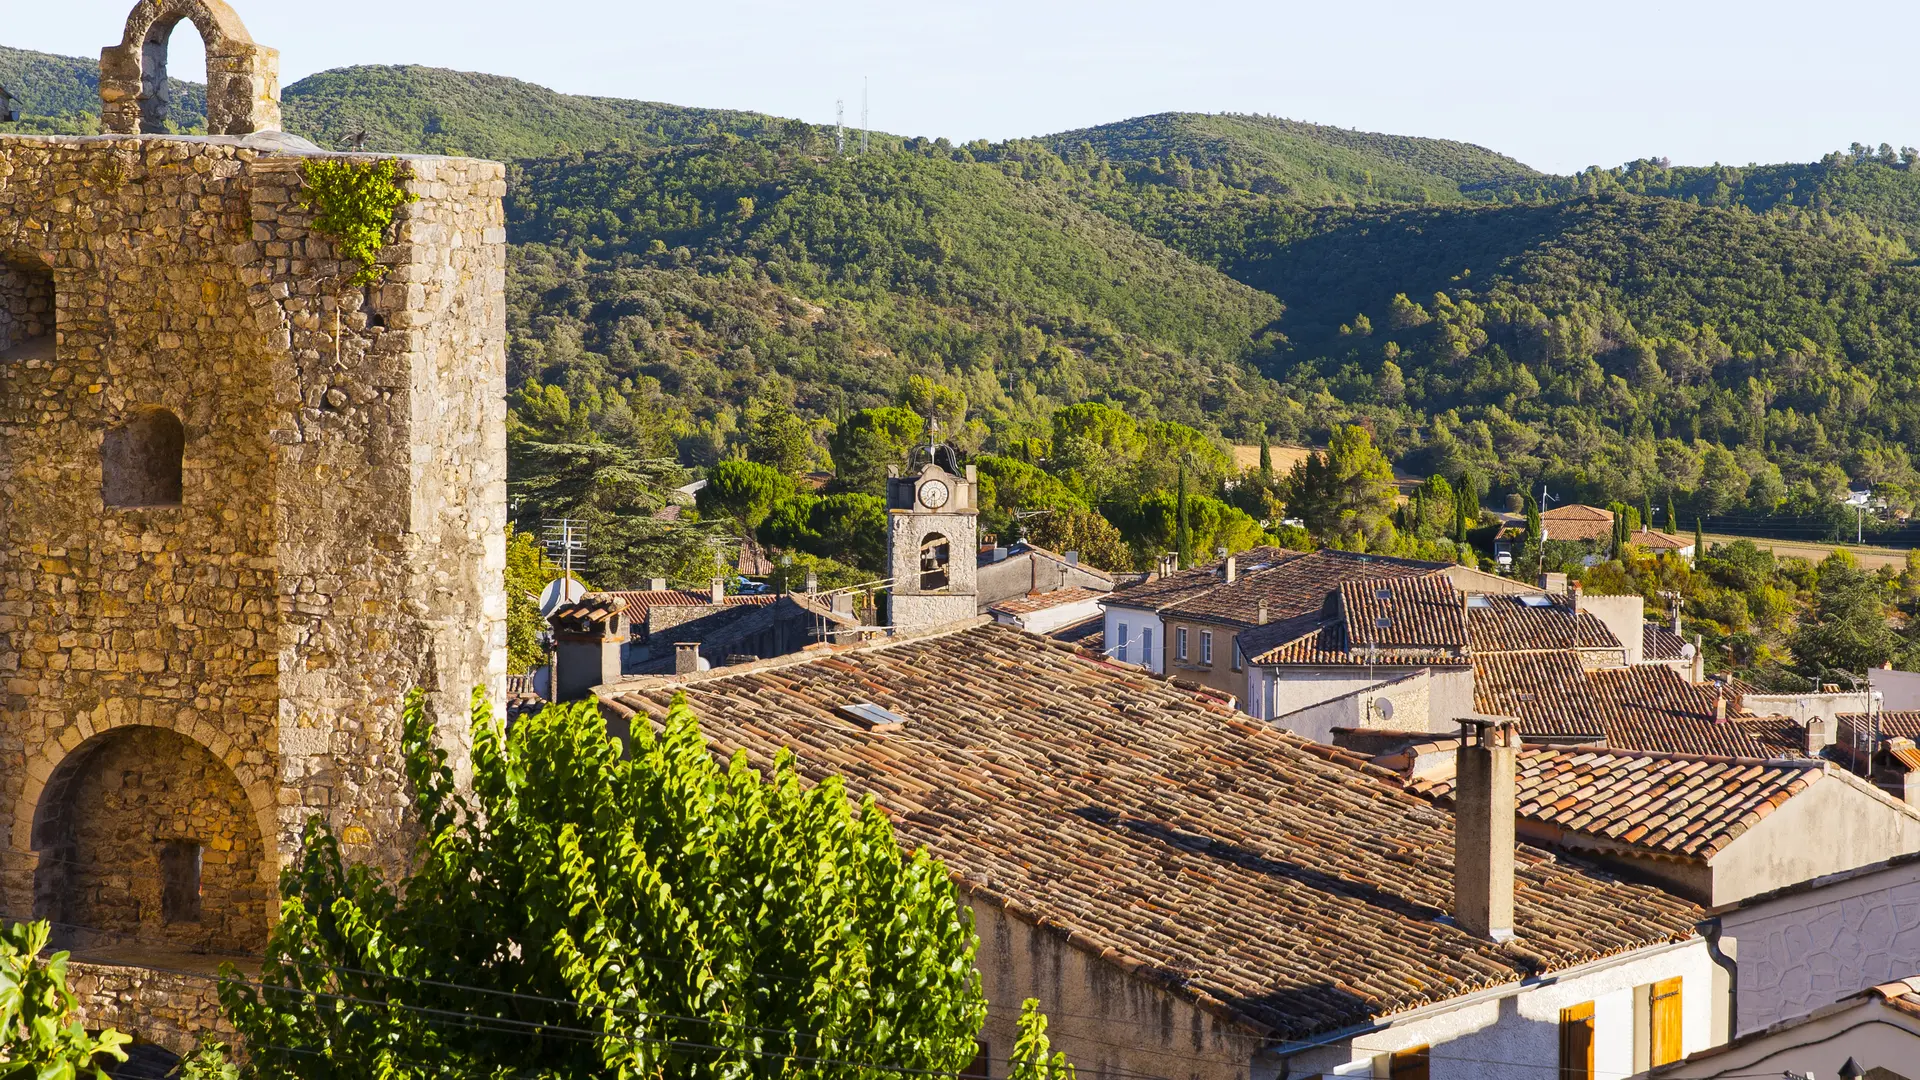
[1455,718,1519,942]
[710,577,726,604]
[1223,556,1237,583]
[649,577,668,592]
[1065,551,1079,566]
[1257,600,1269,626]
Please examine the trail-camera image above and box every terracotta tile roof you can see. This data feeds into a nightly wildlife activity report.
[1241,616,1471,667]
[596,623,1701,1039]
[1841,711,1920,741]
[1631,528,1692,551]
[1644,623,1689,661]
[548,593,627,627]
[1046,614,1104,650]
[1474,653,1805,757]
[988,587,1106,617]
[1530,506,1689,550]
[1338,575,1466,650]
[604,590,776,626]
[1407,747,1828,859]
[1866,977,1920,1018]
[1542,504,1613,522]
[1466,595,1619,652]
[1150,549,1448,629]
[1102,547,1307,613]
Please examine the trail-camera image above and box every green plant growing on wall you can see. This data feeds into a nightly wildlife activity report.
[0,920,132,1078]
[299,159,416,286]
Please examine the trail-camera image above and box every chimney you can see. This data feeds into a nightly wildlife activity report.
[1065,551,1079,566]
[991,545,1008,564]
[1568,581,1582,614]
[1690,635,1705,684]
[1538,572,1568,593]
[1257,600,1270,626]
[710,577,726,604]
[674,641,701,675]
[805,569,819,594]
[1223,555,1237,583]
[1454,718,1520,942]
[1714,685,1728,723]
[649,577,668,592]
[549,596,627,702]
[1886,737,1920,807]
[1158,553,1177,578]
[1804,715,1837,754]
[1672,603,1683,636]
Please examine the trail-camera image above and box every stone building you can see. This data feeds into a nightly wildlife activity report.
[885,456,979,630]
[0,0,505,1053]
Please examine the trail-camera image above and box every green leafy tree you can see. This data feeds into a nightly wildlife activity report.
[221,693,996,1079]
[1122,489,1269,566]
[828,407,925,495]
[758,492,888,571]
[742,401,818,477]
[1023,508,1133,571]
[0,921,130,1078]
[697,459,797,532]
[1791,553,1897,673]
[1285,426,1398,551]
[1173,466,1193,569]
[504,526,566,675]
[510,441,722,588]
[1007,1000,1076,1080]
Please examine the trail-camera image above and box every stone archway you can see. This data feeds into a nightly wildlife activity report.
[98,0,280,136]
[22,722,276,958]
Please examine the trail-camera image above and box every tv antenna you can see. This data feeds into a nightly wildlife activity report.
[541,518,587,590]
[859,77,869,153]
[835,99,845,155]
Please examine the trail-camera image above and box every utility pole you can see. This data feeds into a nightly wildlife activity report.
[860,77,870,153]
[835,99,845,155]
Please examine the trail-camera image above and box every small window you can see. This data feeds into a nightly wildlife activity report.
[1200,630,1213,665]
[1389,1045,1430,1080]
[1175,627,1188,660]
[1559,1001,1594,1080]
[1230,635,1243,672]
[1117,623,1130,664]
[1142,627,1154,670]
[159,840,203,924]
[102,407,185,508]
[0,254,55,360]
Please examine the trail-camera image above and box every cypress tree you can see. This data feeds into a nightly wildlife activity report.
[1258,433,1273,480]
[1174,465,1193,569]
[1667,493,1679,537]
[1695,518,1704,560]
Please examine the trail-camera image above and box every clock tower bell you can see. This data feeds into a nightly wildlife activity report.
[886,457,979,630]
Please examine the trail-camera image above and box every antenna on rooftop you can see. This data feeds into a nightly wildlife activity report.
[835,99,846,155]
[860,77,869,153]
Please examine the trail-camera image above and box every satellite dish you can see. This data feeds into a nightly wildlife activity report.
[1374,698,1396,723]
[538,576,587,616]
[1680,643,1697,659]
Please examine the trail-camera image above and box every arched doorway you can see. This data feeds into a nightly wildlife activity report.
[32,726,270,958]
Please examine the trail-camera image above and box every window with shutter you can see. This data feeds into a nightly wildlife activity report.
[1176,627,1188,660]
[1200,630,1213,665]
[1388,1045,1429,1080]
[1650,977,1682,1066]
[1559,1001,1594,1080]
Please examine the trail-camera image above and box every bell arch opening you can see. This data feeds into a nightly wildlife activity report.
[31,726,270,958]
[0,253,54,363]
[102,407,186,509]
[99,0,280,137]
[135,13,208,134]
[919,532,951,591]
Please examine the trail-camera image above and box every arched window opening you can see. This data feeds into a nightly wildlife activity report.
[0,254,55,362]
[102,407,185,509]
[32,726,269,957]
[919,533,951,591]
[138,15,209,134]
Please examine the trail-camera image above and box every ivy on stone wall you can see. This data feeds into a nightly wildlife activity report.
[298,158,415,287]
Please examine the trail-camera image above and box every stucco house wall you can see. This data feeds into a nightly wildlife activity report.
[968,898,1264,1080]
[1267,670,1432,746]
[1708,776,1920,906]
[1102,605,1164,673]
[1652,993,1920,1078]
[1290,941,1718,1080]
[1715,858,1920,1036]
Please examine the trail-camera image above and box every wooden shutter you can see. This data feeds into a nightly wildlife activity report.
[1650,977,1683,1066]
[1389,1045,1430,1080]
[1559,1001,1595,1080]
[962,1040,990,1080]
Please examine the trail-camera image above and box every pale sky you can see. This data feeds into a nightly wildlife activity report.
[14,0,1920,175]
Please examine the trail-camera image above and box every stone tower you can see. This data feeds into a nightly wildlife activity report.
[0,0,506,1052]
[885,456,979,630]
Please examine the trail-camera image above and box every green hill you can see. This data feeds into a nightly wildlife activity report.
[280,66,785,157]
[1042,111,1547,204]
[0,44,204,134]
[506,140,1288,443]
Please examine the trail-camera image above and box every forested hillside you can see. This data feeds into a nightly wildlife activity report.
[0,44,205,133]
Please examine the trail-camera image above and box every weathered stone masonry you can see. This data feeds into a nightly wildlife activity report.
[0,84,506,1050]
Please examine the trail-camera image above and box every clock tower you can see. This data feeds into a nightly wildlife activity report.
[886,458,979,630]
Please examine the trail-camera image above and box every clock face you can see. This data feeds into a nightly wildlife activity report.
[919,479,950,509]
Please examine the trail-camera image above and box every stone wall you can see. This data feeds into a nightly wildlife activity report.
[0,131,506,1042]
[0,255,53,355]
[67,960,233,1058]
